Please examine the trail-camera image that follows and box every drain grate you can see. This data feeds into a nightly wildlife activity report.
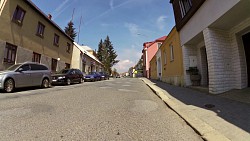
[204,104,215,108]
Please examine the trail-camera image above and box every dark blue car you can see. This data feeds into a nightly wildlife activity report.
[99,72,109,80]
[83,72,101,82]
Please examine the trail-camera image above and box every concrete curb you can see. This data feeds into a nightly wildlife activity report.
[140,78,231,141]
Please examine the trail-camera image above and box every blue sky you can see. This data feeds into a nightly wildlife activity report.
[32,0,175,73]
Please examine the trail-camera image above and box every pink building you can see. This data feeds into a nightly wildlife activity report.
[142,36,167,78]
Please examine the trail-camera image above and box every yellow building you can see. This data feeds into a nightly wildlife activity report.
[160,27,184,86]
[149,55,157,79]
[0,0,73,71]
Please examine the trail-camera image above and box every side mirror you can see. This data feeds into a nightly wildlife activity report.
[17,68,24,72]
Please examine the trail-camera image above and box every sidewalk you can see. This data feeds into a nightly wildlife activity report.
[140,78,250,141]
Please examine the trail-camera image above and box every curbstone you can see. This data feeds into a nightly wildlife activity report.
[140,78,231,141]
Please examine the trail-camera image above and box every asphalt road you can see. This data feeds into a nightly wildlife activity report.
[0,78,202,141]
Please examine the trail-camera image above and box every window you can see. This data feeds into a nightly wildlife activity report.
[32,52,41,63]
[53,34,59,46]
[157,43,162,48]
[12,6,26,25]
[65,63,70,69]
[66,43,71,53]
[51,58,57,72]
[164,50,167,65]
[20,64,31,71]
[31,64,48,70]
[179,0,192,18]
[36,22,45,37]
[4,43,17,64]
[170,44,174,61]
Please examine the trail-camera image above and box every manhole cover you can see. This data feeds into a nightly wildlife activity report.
[204,104,215,108]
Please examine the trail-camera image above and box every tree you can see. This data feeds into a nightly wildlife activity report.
[97,39,106,62]
[97,36,119,74]
[64,21,77,40]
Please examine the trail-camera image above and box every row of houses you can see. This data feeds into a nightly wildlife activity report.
[0,0,103,73]
[143,0,250,94]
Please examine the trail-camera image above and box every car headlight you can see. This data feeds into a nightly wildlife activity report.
[58,76,65,79]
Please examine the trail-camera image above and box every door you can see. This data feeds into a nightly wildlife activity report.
[242,32,250,87]
[30,64,43,86]
[14,64,32,87]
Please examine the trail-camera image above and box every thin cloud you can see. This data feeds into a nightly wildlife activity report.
[125,23,139,36]
[157,15,168,31]
[110,0,114,10]
[51,0,75,20]
[85,0,132,25]
[114,46,142,72]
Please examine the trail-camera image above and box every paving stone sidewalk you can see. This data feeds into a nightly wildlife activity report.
[141,78,250,141]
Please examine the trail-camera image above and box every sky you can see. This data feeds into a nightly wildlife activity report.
[31,0,175,73]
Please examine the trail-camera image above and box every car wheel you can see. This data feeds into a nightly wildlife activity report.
[4,78,15,93]
[79,78,83,83]
[66,79,71,85]
[41,78,50,88]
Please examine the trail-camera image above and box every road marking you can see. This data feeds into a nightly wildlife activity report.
[99,87,112,89]
[122,85,130,87]
[118,89,138,93]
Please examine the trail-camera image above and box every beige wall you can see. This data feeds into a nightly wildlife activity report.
[0,0,73,70]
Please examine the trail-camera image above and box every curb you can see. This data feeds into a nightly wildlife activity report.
[140,78,231,141]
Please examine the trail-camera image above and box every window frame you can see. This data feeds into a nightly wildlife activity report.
[170,44,174,62]
[53,33,60,46]
[36,22,45,38]
[66,42,71,53]
[163,50,167,65]
[32,52,41,63]
[12,5,26,26]
[4,43,17,64]
[179,0,192,18]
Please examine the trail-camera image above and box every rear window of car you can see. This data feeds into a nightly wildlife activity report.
[31,64,48,70]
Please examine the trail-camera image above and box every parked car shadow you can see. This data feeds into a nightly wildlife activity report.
[149,79,250,133]
[0,86,51,94]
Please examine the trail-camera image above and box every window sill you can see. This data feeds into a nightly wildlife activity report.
[36,34,44,38]
[12,19,23,26]
[53,43,59,47]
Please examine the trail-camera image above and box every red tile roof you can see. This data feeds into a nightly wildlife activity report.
[143,36,167,49]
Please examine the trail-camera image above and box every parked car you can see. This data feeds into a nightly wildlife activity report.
[0,62,51,93]
[99,72,109,80]
[51,69,84,85]
[83,72,101,82]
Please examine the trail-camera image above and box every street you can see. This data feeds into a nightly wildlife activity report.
[0,78,202,141]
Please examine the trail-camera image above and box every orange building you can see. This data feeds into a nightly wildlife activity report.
[160,27,184,86]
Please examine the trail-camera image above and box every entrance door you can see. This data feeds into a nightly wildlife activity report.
[242,32,250,87]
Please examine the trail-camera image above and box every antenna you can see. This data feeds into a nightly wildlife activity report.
[77,15,83,43]
[71,8,75,22]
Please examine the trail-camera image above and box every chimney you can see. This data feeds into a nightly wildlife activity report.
[48,14,52,19]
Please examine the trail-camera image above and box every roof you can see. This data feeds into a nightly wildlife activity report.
[73,42,102,65]
[143,36,167,49]
[25,0,73,42]
[81,46,92,51]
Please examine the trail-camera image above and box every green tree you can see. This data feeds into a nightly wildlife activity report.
[97,36,119,74]
[97,39,106,62]
[64,21,77,40]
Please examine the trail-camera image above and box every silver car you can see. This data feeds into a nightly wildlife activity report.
[0,62,52,93]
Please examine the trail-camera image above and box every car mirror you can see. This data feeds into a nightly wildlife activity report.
[17,68,24,72]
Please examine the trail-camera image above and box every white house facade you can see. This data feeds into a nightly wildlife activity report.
[177,0,250,94]
[72,43,103,74]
